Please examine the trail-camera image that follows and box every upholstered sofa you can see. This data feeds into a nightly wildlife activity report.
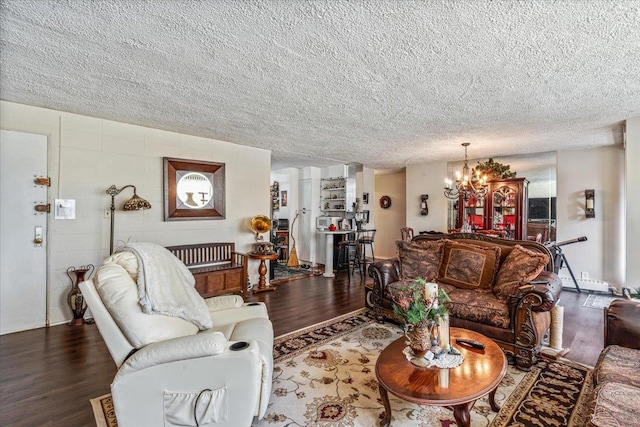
[366,232,562,370]
[81,251,274,427]
[587,298,640,427]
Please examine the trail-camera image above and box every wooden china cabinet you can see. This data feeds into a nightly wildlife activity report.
[456,178,528,240]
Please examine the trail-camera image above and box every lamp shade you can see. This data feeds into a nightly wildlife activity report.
[122,193,151,211]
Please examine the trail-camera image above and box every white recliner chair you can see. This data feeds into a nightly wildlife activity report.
[80,252,274,427]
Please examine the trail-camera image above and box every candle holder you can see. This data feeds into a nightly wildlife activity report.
[66,264,94,326]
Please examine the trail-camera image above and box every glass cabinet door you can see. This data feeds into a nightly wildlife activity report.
[465,195,485,231]
[492,185,517,238]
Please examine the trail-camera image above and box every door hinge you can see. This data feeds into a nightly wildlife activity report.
[34,177,51,187]
[35,204,50,213]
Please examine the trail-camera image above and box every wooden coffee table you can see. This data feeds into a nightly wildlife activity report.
[375,328,507,427]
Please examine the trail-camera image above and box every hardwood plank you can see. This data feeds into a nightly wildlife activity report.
[0,271,605,426]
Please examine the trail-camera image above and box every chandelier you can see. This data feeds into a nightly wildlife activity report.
[444,143,488,202]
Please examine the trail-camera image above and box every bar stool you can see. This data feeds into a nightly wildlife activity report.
[337,233,359,279]
[357,229,376,274]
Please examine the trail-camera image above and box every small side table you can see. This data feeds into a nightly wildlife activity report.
[248,252,279,293]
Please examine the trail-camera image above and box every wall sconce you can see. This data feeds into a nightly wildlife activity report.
[420,194,429,216]
[106,185,152,254]
[585,189,595,218]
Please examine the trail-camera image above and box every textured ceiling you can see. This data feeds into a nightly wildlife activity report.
[1,0,639,170]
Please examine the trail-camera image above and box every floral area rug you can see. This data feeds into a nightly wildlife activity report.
[271,262,321,283]
[582,294,619,310]
[91,309,593,427]
[257,309,593,426]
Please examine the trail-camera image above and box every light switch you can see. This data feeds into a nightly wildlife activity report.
[54,199,76,219]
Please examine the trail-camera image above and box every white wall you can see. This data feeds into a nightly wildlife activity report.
[528,179,556,198]
[406,161,450,233]
[374,171,406,258]
[271,168,299,223]
[299,166,321,265]
[1,101,271,325]
[626,117,640,289]
[556,146,625,289]
[357,166,376,231]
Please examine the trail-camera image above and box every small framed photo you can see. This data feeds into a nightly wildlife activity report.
[363,192,369,204]
[281,190,288,207]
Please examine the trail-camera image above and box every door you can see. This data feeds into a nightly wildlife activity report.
[0,130,48,334]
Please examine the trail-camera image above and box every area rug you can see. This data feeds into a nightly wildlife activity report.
[272,262,320,283]
[91,309,593,427]
[583,294,620,309]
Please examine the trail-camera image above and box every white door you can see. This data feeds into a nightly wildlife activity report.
[0,130,48,335]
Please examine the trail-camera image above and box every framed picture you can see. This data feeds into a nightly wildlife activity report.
[281,190,287,207]
[163,157,225,221]
[363,192,369,204]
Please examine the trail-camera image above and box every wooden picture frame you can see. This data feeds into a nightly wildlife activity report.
[163,157,225,221]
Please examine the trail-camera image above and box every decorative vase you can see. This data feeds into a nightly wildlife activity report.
[406,322,432,358]
[66,264,94,326]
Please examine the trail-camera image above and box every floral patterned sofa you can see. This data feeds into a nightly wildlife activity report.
[366,232,562,370]
[587,298,640,426]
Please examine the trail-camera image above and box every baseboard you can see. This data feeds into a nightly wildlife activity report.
[559,276,608,292]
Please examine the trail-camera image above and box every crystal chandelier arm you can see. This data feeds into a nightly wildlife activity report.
[443,143,489,202]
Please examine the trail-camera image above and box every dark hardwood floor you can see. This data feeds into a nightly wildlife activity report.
[0,271,604,426]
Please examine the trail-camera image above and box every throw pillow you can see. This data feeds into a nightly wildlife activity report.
[493,244,549,299]
[437,241,501,289]
[396,239,444,281]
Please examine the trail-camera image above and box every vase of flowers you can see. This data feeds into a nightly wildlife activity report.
[391,277,450,358]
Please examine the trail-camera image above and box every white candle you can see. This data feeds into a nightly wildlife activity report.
[424,282,438,301]
[439,312,450,352]
[439,368,450,388]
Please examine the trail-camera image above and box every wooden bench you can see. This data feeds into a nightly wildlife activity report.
[166,243,248,298]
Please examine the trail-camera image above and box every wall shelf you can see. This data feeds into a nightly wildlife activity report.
[321,177,348,213]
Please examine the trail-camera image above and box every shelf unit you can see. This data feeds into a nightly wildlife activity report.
[488,178,528,240]
[274,230,289,262]
[455,177,528,240]
[320,177,347,213]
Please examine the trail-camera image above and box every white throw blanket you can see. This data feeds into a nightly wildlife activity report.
[118,242,212,330]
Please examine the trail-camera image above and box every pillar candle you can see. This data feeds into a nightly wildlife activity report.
[438,367,450,388]
[424,282,438,301]
[439,312,450,352]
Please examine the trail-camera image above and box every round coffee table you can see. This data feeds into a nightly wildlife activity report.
[375,327,507,427]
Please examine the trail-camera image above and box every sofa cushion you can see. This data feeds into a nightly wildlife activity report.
[593,345,640,388]
[493,244,549,299]
[437,241,501,289]
[439,283,511,329]
[383,279,413,305]
[95,262,199,348]
[587,381,640,427]
[397,239,444,281]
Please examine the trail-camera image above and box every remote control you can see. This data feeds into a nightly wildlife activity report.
[455,338,485,349]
